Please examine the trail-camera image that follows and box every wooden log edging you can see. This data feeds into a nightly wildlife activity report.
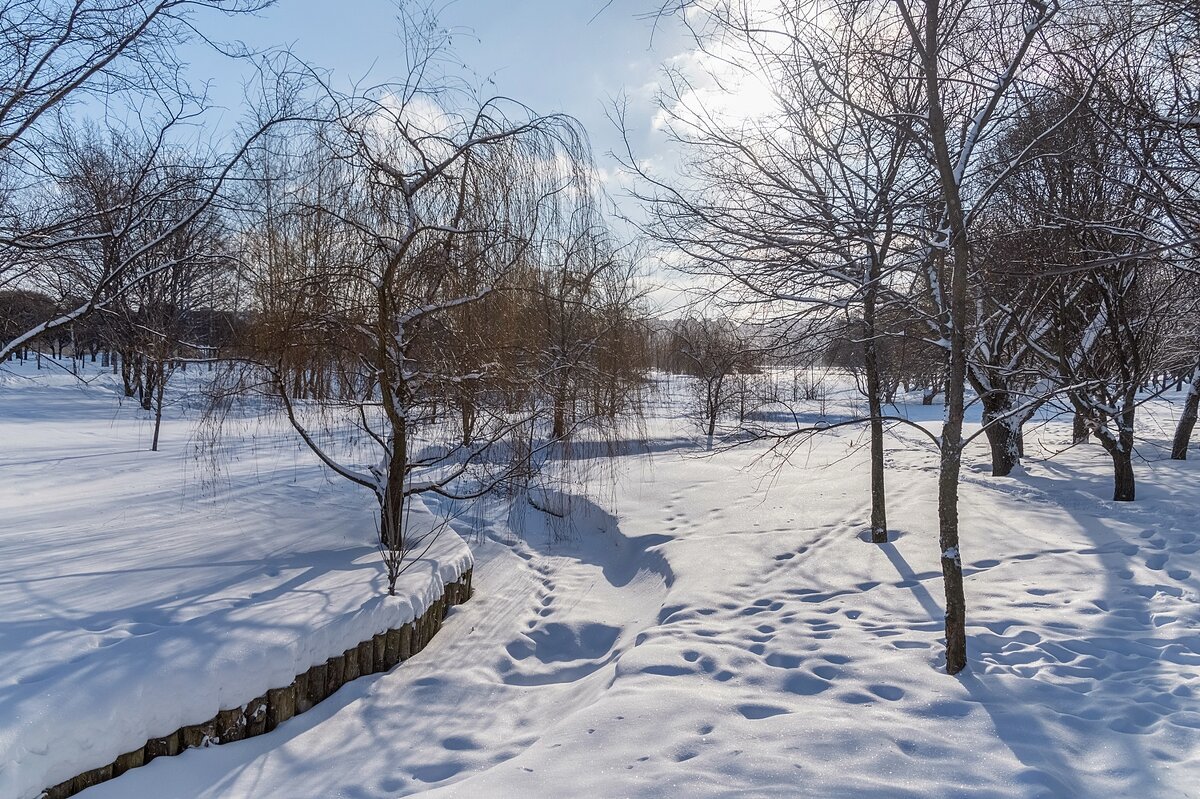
[40,568,474,799]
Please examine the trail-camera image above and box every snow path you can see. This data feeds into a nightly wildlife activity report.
[79,497,673,799]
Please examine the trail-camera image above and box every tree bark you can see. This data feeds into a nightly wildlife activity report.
[863,277,888,543]
[461,390,477,446]
[980,393,1022,477]
[1094,407,1136,501]
[937,441,967,675]
[121,353,139,398]
[140,361,157,411]
[150,362,166,452]
[1072,412,1090,444]
[552,379,568,440]
[1111,448,1135,501]
[382,425,408,552]
[924,35,970,674]
[1171,374,1199,460]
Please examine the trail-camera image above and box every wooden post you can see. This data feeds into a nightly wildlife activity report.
[290,667,309,710]
[112,747,146,776]
[293,670,311,713]
[214,707,245,744]
[373,632,388,672]
[385,628,401,667]
[181,719,217,749]
[266,683,297,732]
[400,623,413,659]
[357,639,374,675]
[343,647,361,681]
[415,610,427,652]
[71,764,113,793]
[244,696,268,737]
[144,731,181,762]
[326,654,347,695]
[307,662,329,706]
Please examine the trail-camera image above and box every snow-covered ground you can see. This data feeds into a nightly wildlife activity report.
[3,362,1199,797]
[0,362,471,799]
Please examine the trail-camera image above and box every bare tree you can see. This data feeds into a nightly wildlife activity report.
[527,214,647,441]
[0,0,294,363]
[646,0,1077,673]
[1172,355,1200,459]
[884,0,1069,674]
[1105,0,1200,458]
[667,316,758,448]
[1013,104,1188,499]
[630,0,932,543]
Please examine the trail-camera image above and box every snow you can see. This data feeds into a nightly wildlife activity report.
[3,364,1199,798]
[0,363,471,799]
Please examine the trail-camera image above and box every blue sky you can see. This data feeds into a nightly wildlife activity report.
[187,0,686,179]
[173,0,706,311]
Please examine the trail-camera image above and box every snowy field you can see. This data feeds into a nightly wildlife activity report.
[3,362,1199,798]
[0,363,471,799]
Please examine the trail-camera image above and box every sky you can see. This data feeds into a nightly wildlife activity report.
[176,0,701,310]
[186,0,688,194]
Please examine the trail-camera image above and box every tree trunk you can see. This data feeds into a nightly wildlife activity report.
[461,393,477,446]
[938,441,967,676]
[1072,412,1090,444]
[1171,373,1199,460]
[980,393,1021,477]
[705,377,721,449]
[1094,407,1136,501]
[1111,448,1135,502]
[552,380,568,440]
[140,360,157,411]
[926,56,971,674]
[938,245,969,674]
[383,426,408,550]
[150,363,166,452]
[863,278,887,543]
[121,353,138,397]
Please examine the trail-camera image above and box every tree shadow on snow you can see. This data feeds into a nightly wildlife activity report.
[877,539,1090,796]
[948,445,1200,796]
[502,488,675,591]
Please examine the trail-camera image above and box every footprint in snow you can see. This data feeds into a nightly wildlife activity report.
[442,735,481,751]
[737,703,791,719]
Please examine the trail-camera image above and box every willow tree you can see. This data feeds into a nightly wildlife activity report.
[245,38,597,593]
